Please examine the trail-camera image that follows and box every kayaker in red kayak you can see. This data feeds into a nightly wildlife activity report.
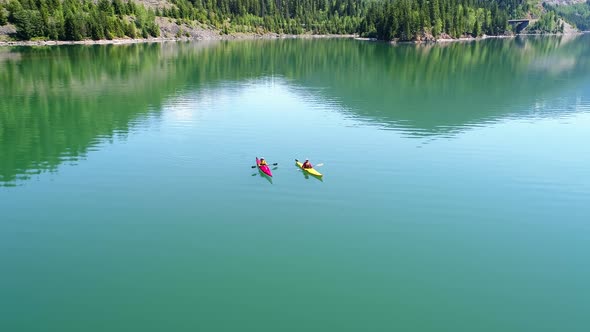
[259,158,268,166]
[302,159,313,169]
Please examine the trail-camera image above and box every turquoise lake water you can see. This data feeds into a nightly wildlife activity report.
[1,36,589,331]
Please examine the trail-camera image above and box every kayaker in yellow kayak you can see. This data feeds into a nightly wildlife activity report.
[259,158,268,166]
[302,159,313,169]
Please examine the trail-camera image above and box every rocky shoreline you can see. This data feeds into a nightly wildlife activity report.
[0,28,584,47]
[0,29,358,47]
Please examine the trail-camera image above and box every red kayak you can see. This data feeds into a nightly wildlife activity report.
[256,157,272,177]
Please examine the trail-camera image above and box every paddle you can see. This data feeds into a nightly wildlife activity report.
[251,163,278,168]
[295,159,323,167]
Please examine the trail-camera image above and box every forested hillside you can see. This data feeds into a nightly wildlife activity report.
[359,0,527,40]
[0,0,159,40]
[0,0,587,42]
[547,0,590,30]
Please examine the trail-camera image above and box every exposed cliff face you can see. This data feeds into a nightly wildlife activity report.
[544,0,586,4]
[0,24,16,41]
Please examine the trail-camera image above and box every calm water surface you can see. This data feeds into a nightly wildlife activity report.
[1,36,590,331]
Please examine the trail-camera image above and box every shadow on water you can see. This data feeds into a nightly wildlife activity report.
[258,170,273,184]
[2,35,590,185]
[251,170,273,184]
[300,170,324,182]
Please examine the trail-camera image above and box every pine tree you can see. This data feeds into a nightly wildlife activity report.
[0,6,7,26]
[473,17,480,36]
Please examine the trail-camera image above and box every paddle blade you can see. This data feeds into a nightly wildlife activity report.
[315,163,324,167]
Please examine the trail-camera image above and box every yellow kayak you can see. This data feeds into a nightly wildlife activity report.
[295,159,323,177]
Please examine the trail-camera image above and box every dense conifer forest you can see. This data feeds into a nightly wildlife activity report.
[0,0,587,41]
